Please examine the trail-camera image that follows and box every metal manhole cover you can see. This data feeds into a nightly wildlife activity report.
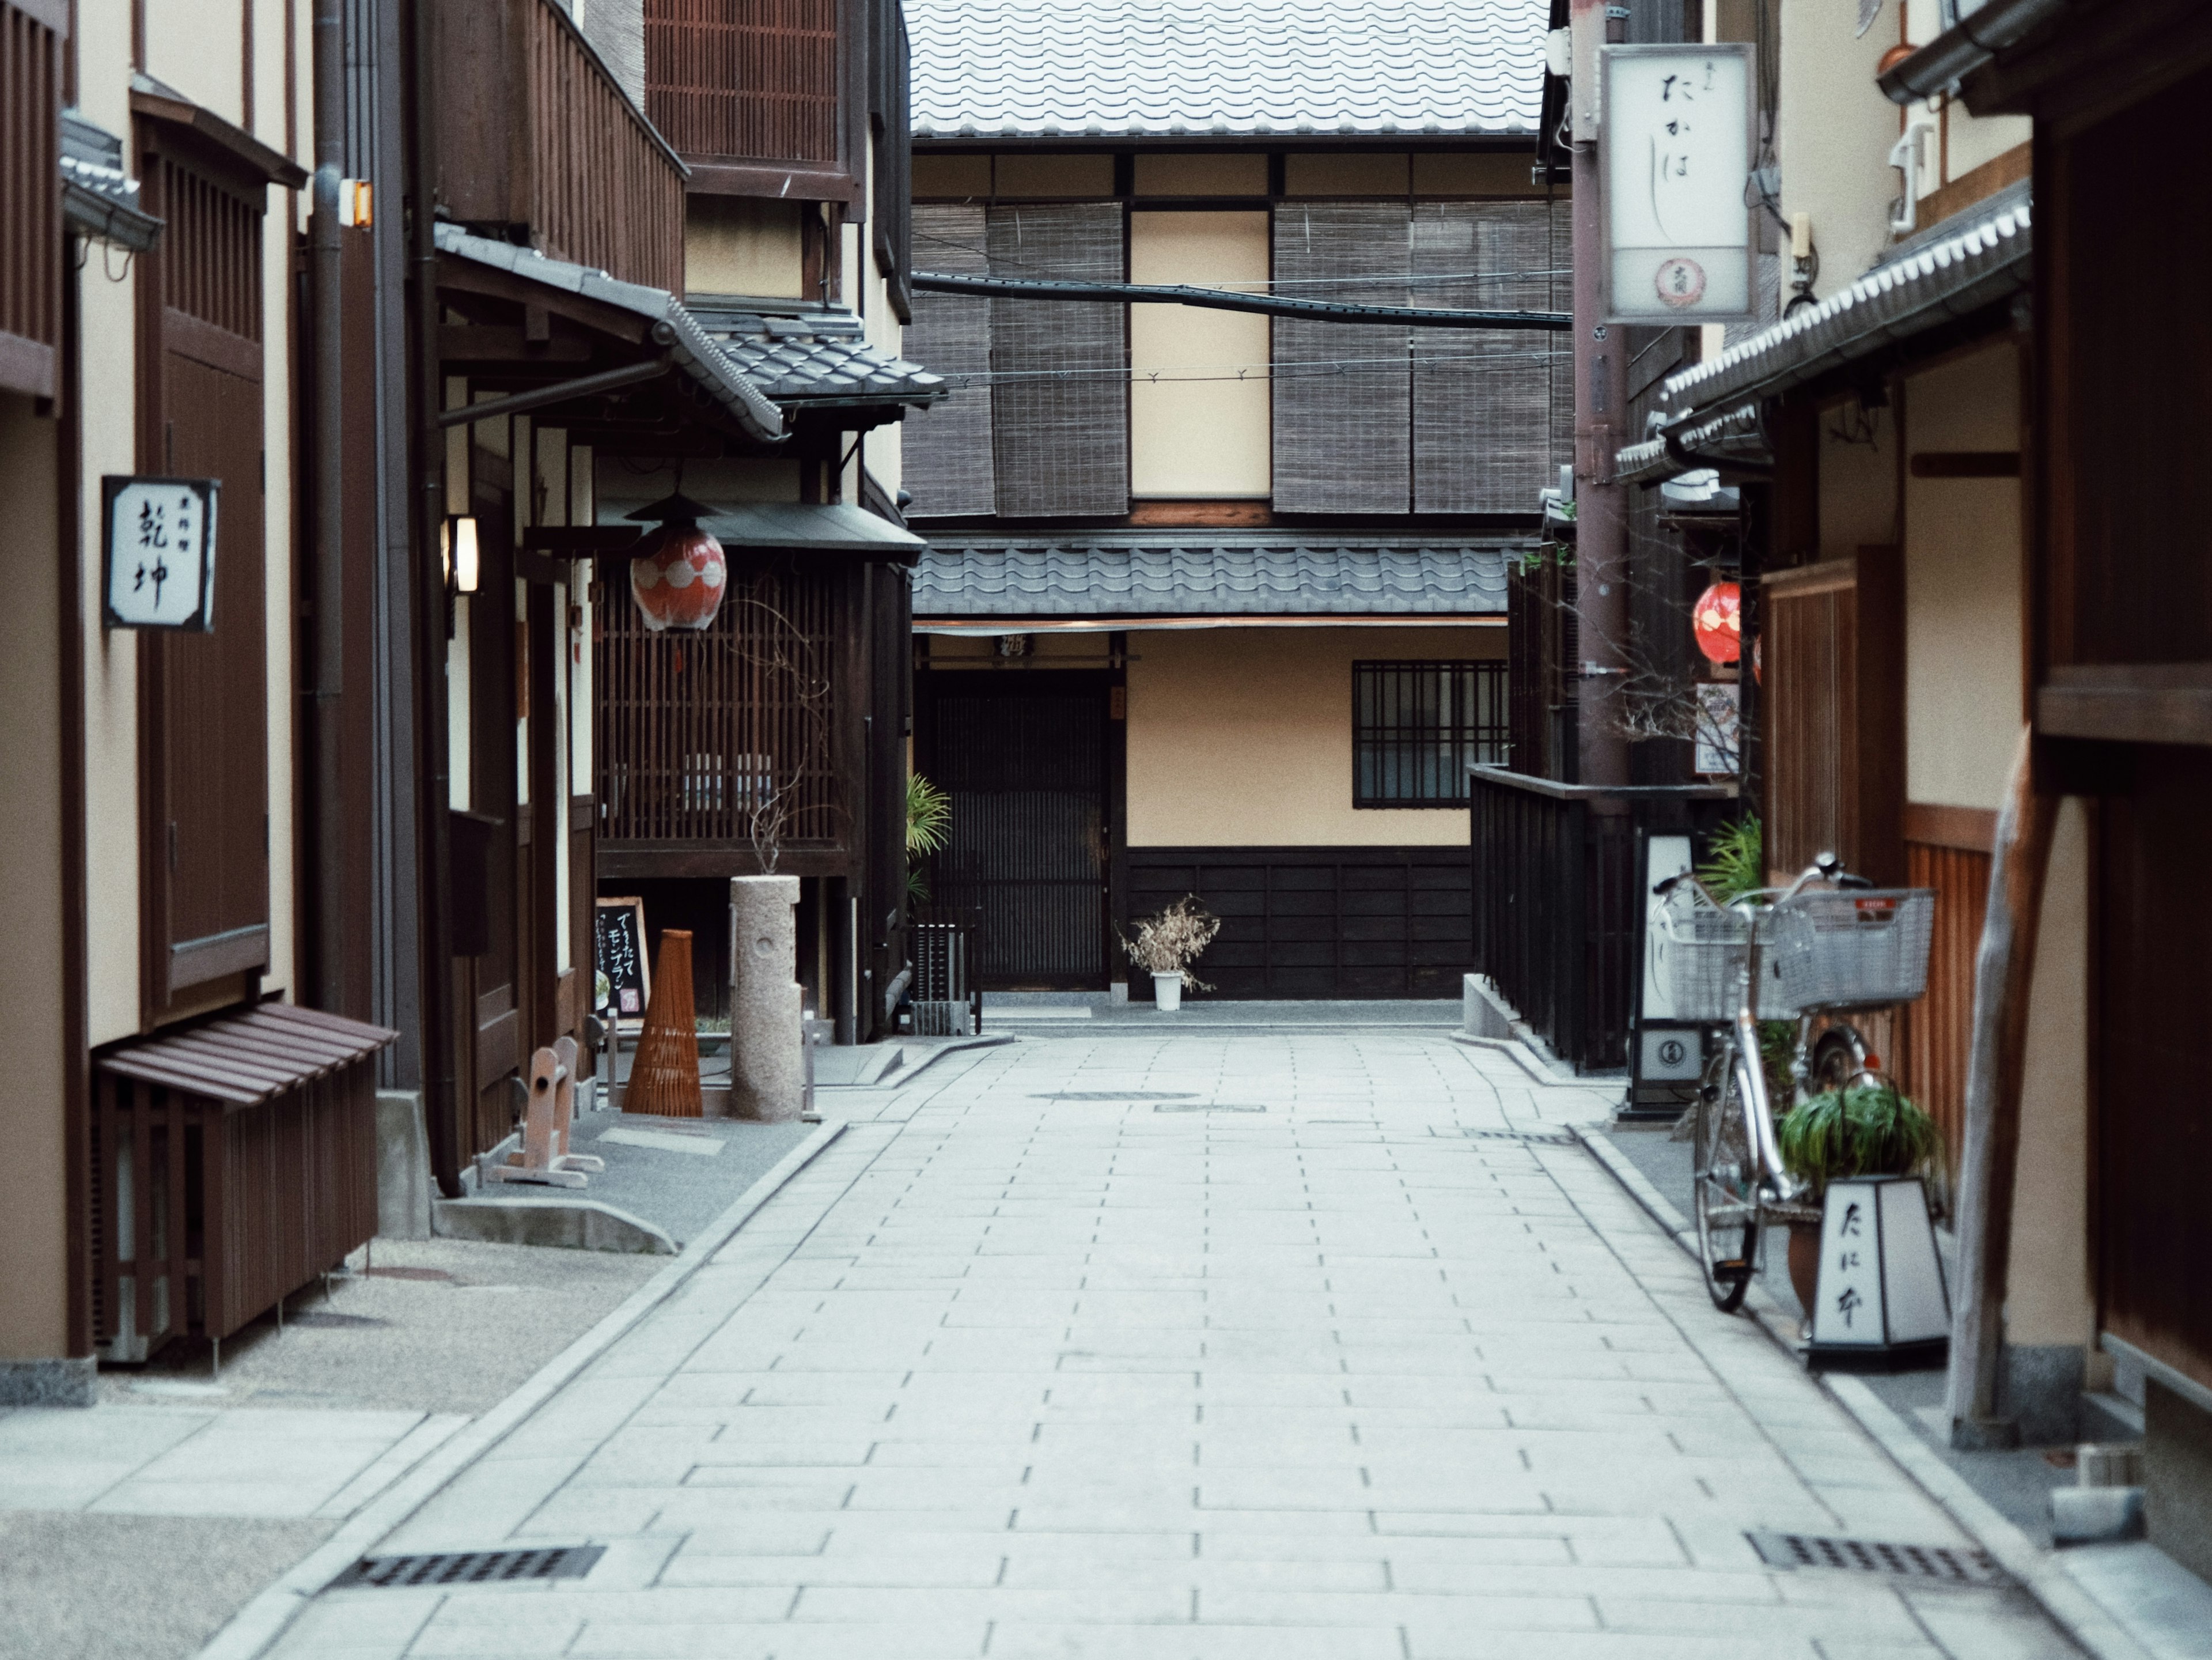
[1464,1128,1579,1146]
[334,1546,605,1590]
[1153,1103,1266,1113]
[1034,1092,1199,1102]
[1748,1532,2002,1585]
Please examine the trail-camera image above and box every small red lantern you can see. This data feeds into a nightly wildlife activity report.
[626,492,726,633]
[1693,580,1742,665]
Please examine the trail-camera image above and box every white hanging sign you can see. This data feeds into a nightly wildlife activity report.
[1599,44,1756,323]
[103,477,218,630]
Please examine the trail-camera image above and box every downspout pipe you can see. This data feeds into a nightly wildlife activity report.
[406,0,464,1200]
[310,0,346,1016]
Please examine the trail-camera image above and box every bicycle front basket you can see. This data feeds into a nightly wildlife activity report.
[1650,898,1798,1022]
[1769,888,1937,1012]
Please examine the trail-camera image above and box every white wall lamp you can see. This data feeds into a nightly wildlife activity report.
[442,514,481,595]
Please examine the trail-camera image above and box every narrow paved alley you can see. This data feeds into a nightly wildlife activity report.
[275,1033,2078,1660]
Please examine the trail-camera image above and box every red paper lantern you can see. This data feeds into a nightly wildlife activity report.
[626,493,726,633]
[1693,580,1742,664]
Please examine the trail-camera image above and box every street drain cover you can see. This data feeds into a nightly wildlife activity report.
[335,1546,604,1590]
[1154,1102,1265,1113]
[1035,1091,1199,1102]
[1464,1128,1579,1146]
[1748,1532,2002,1585]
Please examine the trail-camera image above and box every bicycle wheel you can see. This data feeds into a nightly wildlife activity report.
[1807,1022,1871,1095]
[1691,1047,1761,1312]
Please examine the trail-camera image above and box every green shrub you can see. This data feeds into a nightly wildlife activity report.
[1777,1083,1943,1200]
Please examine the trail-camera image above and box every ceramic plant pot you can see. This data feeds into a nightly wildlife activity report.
[1788,1220,1823,1323]
[1153,971,1183,1012]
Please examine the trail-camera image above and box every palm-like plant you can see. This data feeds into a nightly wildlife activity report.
[906,773,950,905]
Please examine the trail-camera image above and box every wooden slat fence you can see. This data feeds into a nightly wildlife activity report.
[645,0,841,164]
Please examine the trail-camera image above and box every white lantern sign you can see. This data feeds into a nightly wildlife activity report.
[103,476,218,631]
[1600,44,1756,323]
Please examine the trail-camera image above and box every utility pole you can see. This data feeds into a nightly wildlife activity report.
[1570,0,1631,788]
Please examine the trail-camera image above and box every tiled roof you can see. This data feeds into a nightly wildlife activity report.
[913,536,1516,618]
[691,306,948,406]
[907,1,1547,139]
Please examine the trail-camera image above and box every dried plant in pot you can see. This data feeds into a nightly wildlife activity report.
[1118,895,1221,1012]
[1777,1083,1944,1319]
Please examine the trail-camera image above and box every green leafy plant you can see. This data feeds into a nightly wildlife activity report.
[1697,814,1766,905]
[1118,895,1222,992]
[905,772,951,905]
[1777,1083,1944,1201]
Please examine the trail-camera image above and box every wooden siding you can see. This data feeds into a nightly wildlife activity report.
[1131,846,1471,1000]
[1897,835,1991,1189]
[0,1,61,398]
[646,0,841,165]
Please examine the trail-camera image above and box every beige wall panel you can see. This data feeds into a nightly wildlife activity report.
[1127,626,1502,848]
[0,397,71,1359]
[77,1,134,131]
[686,198,804,298]
[1129,211,1271,499]
[147,0,248,126]
[1944,112,2032,184]
[81,268,140,1047]
[912,153,992,198]
[1903,347,2022,812]
[1134,154,1268,197]
[2005,797,2092,1347]
[1817,396,1899,561]
[1412,153,1543,196]
[1775,0,1906,297]
[1284,153,1410,197]
[263,192,296,999]
[994,154,1115,198]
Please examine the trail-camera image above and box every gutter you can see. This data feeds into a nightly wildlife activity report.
[1877,0,2070,101]
[310,0,347,1022]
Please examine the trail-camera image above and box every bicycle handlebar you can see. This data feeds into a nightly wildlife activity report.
[1651,851,1871,909]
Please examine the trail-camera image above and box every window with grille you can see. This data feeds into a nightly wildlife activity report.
[1354,661,1508,808]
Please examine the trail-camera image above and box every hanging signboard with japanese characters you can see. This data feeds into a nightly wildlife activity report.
[1599,44,1756,323]
[102,477,218,630]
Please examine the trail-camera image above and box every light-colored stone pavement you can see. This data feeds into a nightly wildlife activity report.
[271,1031,2079,1660]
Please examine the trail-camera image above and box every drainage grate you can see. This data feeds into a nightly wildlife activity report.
[1153,1102,1266,1113]
[1748,1532,2002,1585]
[1035,1091,1199,1102]
[1463,1127,1579,1146]
[334,1546,605,1590]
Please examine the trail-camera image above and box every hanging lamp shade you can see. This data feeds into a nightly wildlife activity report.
[626,491,726,633]
[1693,580,1743,664]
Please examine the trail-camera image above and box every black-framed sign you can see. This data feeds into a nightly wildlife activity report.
[103,476,218,631]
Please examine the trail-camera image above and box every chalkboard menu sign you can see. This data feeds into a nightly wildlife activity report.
[594,897,652,1031]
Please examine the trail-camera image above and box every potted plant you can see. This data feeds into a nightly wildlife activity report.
[1118,895,1221,1012]
[1777,1082,1944,1317]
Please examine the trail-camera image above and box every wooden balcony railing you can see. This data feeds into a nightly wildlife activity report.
[435,0,686,294]
[0,1,62,399]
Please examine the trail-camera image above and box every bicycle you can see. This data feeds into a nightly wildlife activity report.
[1650,853,1937,1312]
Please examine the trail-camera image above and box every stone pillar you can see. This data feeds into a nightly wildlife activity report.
[730,876,805,1122]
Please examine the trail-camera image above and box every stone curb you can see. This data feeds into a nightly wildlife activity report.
[1569,1122,2157,1660]
[1449,1030,1576,1086]
[192,1118,850,1660]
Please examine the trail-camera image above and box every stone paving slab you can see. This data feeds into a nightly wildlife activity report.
[256,1032,2081,1660]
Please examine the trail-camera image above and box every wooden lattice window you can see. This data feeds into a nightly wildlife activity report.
[1354,662,1508,808]
[645,0,842,165]
[0,0,62,399]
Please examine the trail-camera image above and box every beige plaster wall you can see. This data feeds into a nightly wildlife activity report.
[1903,346,2022,812]
[0,397,72,1360]
[912,153,991,198]
[1775,0,1907,291]
[1128,212,1271,498]
[995,154,1114,198]
[1134,154,1267,197]
[1283,153,1409,196]
[686,198,804,298]
[147,0,247,125]
[1126,626,1503,848]
[2005,797,2093,1348]
[1817,396,1899,562]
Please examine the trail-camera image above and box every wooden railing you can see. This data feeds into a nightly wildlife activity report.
[0,1,62,399]
[1469,767,1732,1073]
[436,0,686,294]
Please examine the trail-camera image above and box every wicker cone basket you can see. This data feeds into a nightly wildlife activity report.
[626,929,704,1117]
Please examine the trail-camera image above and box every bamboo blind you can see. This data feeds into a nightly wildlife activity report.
[1411,203,1554,513]
[1272,203,1411,514]
[987,203,1129,518]
[902,203,997,516]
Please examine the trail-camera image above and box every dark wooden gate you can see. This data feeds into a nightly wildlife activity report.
[918,673,1109,989]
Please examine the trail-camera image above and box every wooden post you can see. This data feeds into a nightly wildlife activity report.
[1945,728,2058,1448]
[626,930,704,1117]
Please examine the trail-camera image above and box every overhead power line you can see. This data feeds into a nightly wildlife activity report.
[911,270,1571,331]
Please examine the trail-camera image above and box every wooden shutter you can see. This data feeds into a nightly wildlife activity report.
[902,203,995,516]
[137,144,271,1020]
[644,0,840,164]
[987,203,1128,519]
[1412,203,1553,513]
[0,0,62,399]
[1760,548,1903,884]
[868,0,911,317]
[1272,204,1410,514]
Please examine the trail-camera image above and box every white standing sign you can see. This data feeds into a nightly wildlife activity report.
[103,477,218,630]
[1600,44,1756,323]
